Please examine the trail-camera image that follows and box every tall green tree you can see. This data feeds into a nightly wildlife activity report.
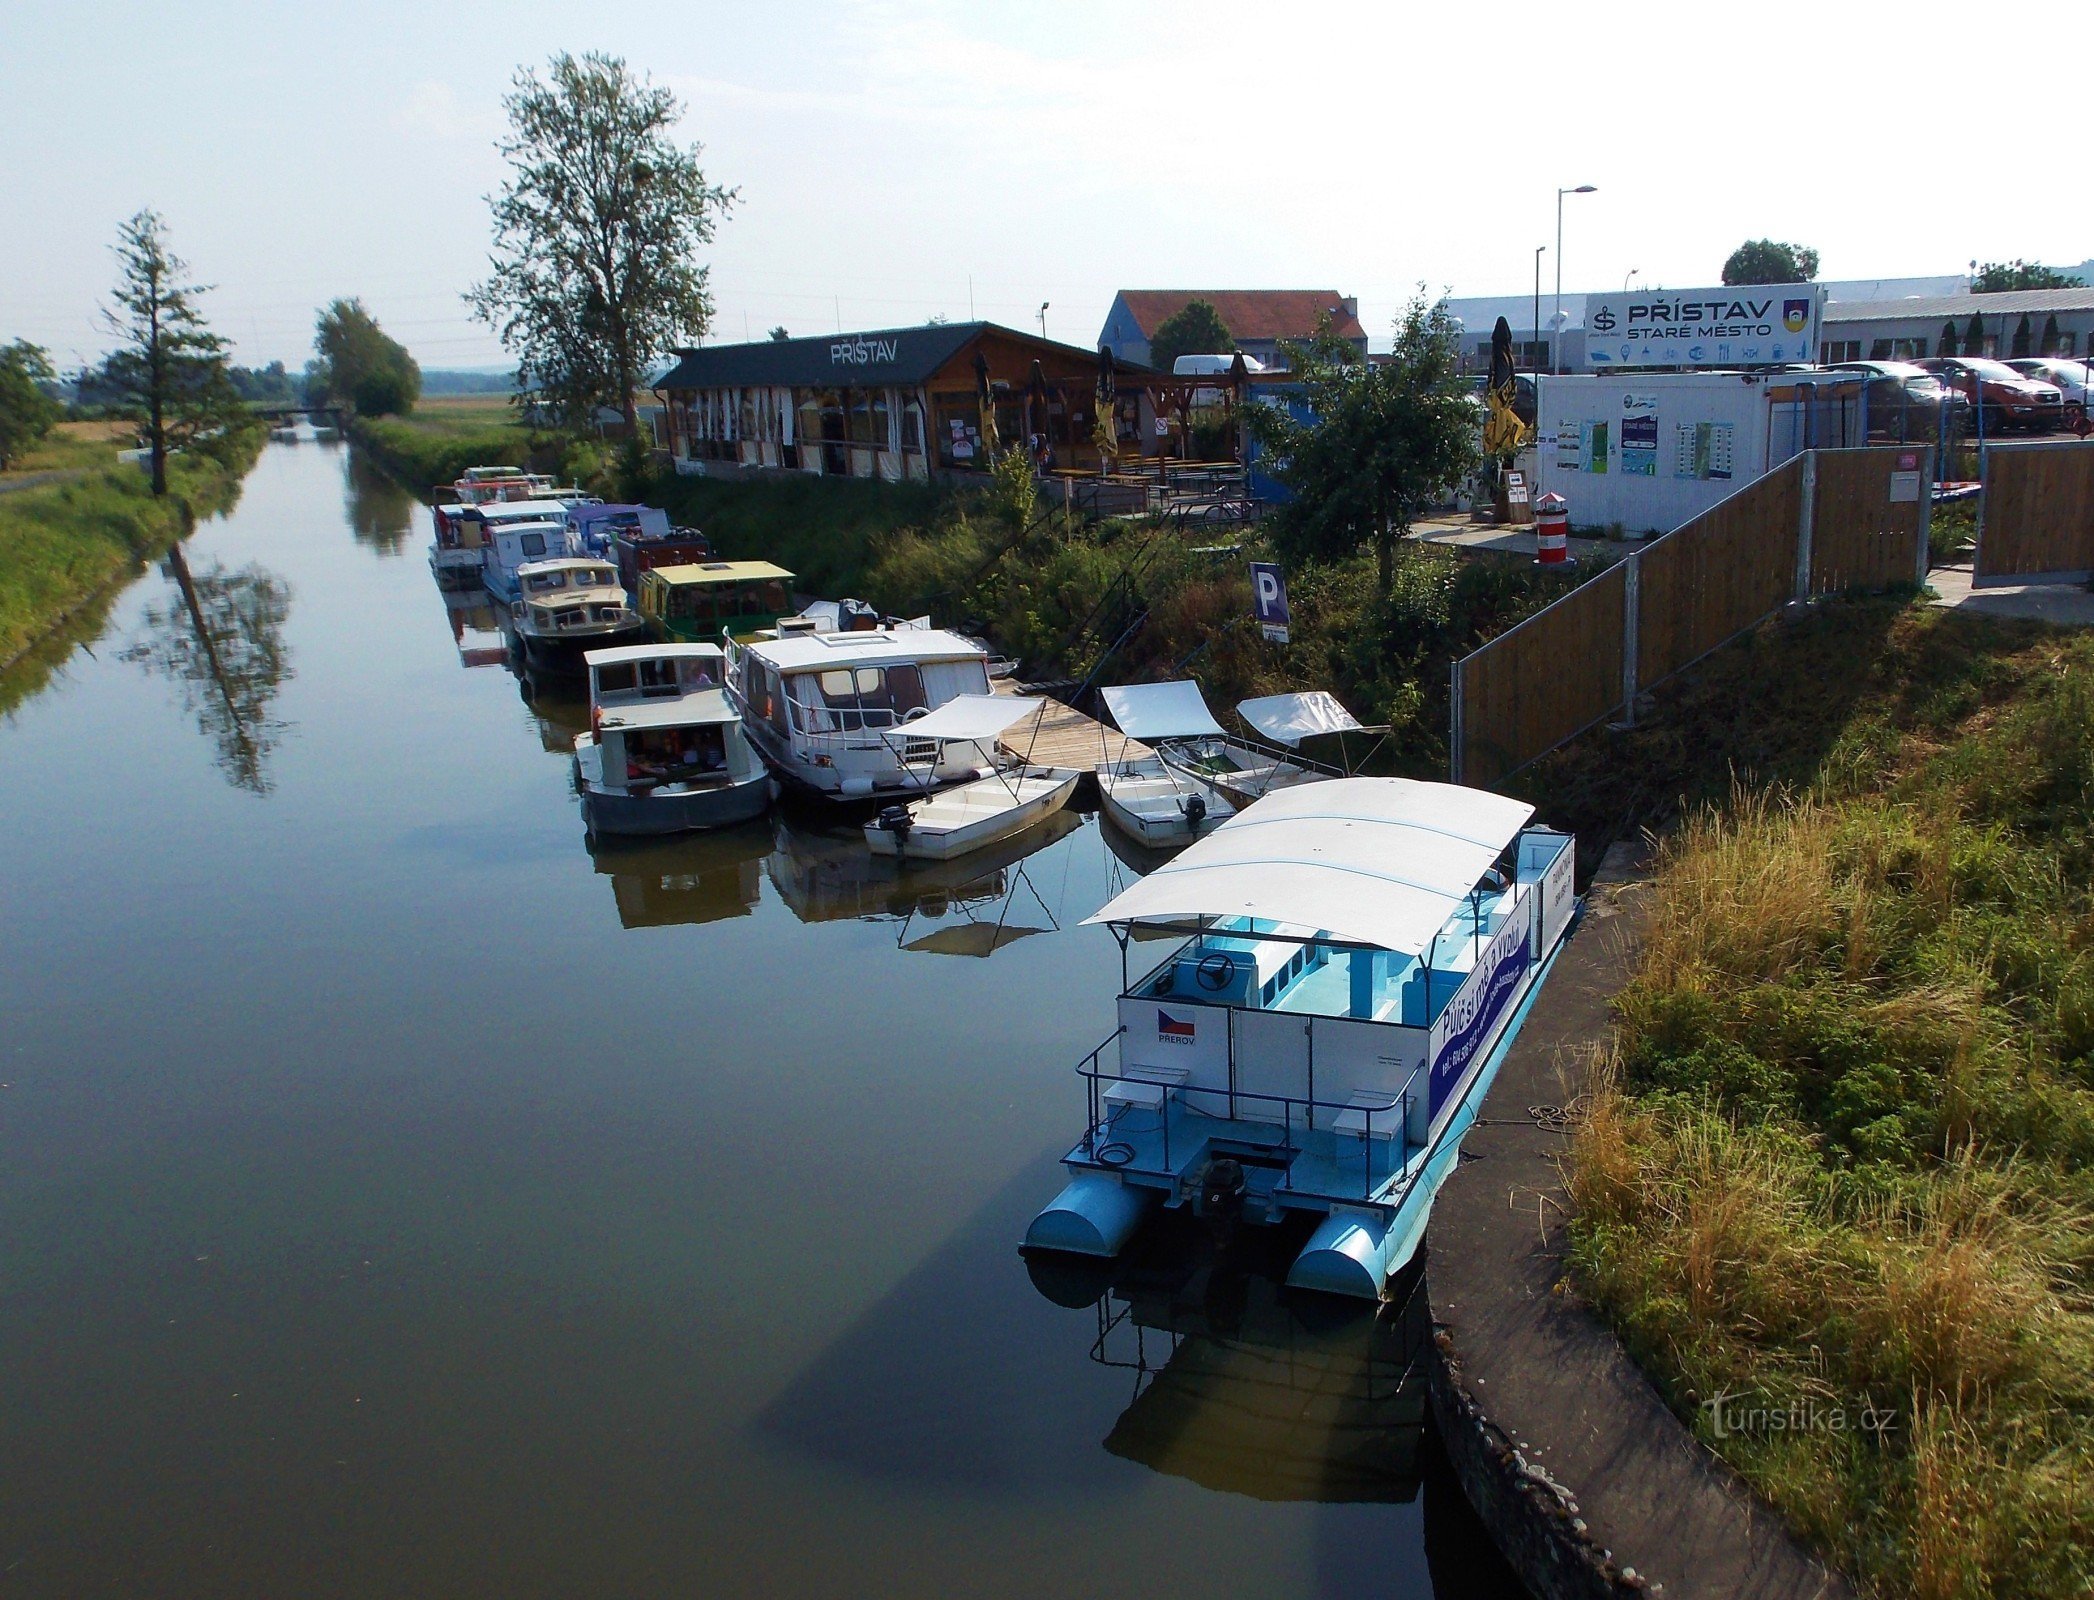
[1966,311,1987,356]
[1972,259,2083,293]
[468,52,735,434]
[1721,239,1820,285]
[1148,299,1236,372]
[0,340,59,469]
[2042,313,2063,356]
[311,298,421,416]
[2011,313,2033,358]
[1243,293,1477,598]
[1939,320,1959,358]
[99,210,240,496]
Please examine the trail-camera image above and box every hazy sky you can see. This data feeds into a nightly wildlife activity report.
[7,0,2088,373]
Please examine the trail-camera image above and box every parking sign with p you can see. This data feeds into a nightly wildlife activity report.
[1250,561,1290,644]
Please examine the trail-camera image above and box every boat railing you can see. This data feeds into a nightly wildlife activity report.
[1075,1036,1426,1207]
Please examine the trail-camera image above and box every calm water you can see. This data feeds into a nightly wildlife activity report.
[0,444,1524,1599]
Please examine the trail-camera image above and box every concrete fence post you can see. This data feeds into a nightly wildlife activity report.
[1448,661,1465,784]
[1794,451,1818,600]
[1620,553,1641,728]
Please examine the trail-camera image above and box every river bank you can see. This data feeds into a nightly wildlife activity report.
[1509,601,2094,1598]
[0,422,265,678]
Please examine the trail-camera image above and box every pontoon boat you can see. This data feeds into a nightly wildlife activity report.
[1024,777,1577,1300]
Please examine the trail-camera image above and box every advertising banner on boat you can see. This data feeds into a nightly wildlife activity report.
[1427,901,1531,1117]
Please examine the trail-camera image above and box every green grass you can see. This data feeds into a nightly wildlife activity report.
[1,419,133,480]
[1563,605,2094,1598]
[0,425,265,672]
[348,399,546,494]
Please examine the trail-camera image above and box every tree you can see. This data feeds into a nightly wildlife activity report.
[1243,293,1478,597]
[2042,313,2062,356]
[311,298,421,416]
[1721,239,1820,285]
[1966,311,1987,357]
[1147,298,1236,373]
[2011,312,2033,358]
[767,325,790,342]
[0,340,59,469]
[100,210,242,496]
[1939,321,1959,358]
[1972,259,2083,293]
[468,52,735,434]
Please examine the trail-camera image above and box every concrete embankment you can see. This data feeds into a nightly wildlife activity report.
[1425,845,1851,1600]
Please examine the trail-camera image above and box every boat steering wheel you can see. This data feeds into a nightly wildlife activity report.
[1195,952,1236,991]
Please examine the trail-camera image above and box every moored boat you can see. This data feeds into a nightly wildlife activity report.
[726,625,1001,800]
[572,643,771,836]
[512,557,646,673]
[1099,680,1325,812]
[862,695,1078,860]
[639,560,796,643]
[1023,777,1577,1300]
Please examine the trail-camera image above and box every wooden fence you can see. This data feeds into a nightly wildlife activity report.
[1451,447,1931,786]
[1974,441,2094,586]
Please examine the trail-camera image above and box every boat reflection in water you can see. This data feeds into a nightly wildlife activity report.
[1027,1216,1430,1503]
[585,819,772,930]
[440,589,509,669]
[766,805,1083,956]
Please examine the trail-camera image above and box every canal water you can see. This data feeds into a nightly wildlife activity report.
[0,444,1526,1599]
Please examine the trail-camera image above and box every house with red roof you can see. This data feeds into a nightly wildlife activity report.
[1098,290,1368,371]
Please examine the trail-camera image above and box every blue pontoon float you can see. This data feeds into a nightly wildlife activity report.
[1024,777,1577,1299]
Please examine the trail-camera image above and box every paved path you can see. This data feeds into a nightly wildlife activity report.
[1929,562,2094,626]
[1427,846,1851,1600]
[1414,516,1615,565]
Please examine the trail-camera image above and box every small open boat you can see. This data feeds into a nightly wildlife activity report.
[863,694,1079,861]
[1094,750,1232,850]
[1103,681,1387,811]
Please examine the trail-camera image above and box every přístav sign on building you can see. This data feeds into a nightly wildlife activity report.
[1585,283,1824,368]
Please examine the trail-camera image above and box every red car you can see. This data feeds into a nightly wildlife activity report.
[1916,356,2066,433]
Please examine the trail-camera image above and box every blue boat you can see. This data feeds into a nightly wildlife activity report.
[1024,777,1577,1300]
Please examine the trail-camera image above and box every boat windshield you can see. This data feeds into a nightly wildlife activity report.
[596,655,718,699]
[807,664,926,729]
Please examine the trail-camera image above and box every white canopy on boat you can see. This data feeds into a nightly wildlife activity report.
[1236,690,1380,747]
[1101,681,1226,741]
[877,693,1043,745]
[1083,777,1536,956]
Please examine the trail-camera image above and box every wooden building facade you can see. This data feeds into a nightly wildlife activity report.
[653,322,1247,483]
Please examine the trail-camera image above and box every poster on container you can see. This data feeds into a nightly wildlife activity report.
[1671,421,1735,481]
[1582,419,1610,474]
[1585,283,1821,368]
[1621,394,1659,476]
[1554,421,1583,469]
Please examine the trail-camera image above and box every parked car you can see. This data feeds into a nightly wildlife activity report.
[1916,356,2066,433]
[2006,357,2094,426]
[1827,360,1972,442]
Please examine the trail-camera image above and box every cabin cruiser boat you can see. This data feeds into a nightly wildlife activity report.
[572,643,771,836]
[1024,777,1577,1300]
[479,505,577,602]
[642,561,797,644]
[511,557,646,672]
[863,695,1079,861]
[726,626,1001,800]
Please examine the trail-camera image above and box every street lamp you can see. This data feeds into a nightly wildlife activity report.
[1624,267,1640,293]
[1533,245,1546,377]
[1555,184,1597,374]
[1039,301,1050,339]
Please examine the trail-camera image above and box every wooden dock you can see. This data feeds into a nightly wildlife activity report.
[994,683,1150,773]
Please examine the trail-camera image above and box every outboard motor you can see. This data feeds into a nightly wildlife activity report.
[1195,1156,1247,1230]
[1181,791,1207,830]
[875,803,914,843]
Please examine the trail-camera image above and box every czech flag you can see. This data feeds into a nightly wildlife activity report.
[1158,1011,1196,1038]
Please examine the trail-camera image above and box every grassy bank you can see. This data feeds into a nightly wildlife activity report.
[0,422,267,674]
[1562,606,2094,1598]
[348,395,552,495]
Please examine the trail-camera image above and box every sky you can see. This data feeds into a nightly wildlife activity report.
[6,0,2090,375]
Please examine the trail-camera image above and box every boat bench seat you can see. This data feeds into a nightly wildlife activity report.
[1106,1062,1192,1109]
[1332,1091,1403,1142]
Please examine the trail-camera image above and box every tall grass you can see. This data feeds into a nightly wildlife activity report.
[1567,614,2094,1597]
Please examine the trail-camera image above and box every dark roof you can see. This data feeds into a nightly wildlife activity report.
[1114,290,1366,344]
[1822,286,2094,325]
[652,321,1119,391]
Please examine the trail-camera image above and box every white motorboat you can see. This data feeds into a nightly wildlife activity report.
[862,695,1079,861]
[726,625,1001,800]
[1024,777,1579,1300]
[573,643,771,836]
[1104,681,1387,811]
[1094,752,1231,849]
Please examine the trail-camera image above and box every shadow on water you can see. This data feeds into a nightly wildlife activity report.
[585,819,773,929]
[119,544,295,795]
[343,449,417,557]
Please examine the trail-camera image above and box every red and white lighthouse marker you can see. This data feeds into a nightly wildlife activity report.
[1534,492,1571,566]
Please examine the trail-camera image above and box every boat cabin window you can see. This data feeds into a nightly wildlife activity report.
[525,570,567,593]
[813,664,926,721]
[595,657,713,698]
[623,723,729,777]
[518,532,548,560]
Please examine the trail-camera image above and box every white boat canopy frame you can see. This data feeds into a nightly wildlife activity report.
[1082,777,1536,957]
[1236,691,1388,747]
[875,693,1043,746]
[1100,681,1227,742]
